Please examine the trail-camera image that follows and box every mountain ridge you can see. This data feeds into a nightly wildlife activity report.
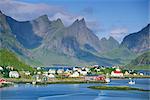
[121,24,150,53]
[1,11,149,66]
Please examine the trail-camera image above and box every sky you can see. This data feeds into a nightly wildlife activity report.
[0,0,149,42]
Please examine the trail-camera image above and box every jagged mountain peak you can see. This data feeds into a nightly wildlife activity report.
[35,14,49,22]
[71,18,86,27]
[79,18,85,23]
[100,37,107,41]
[52,18,64,27]
[56,18,62,23]
[100,36,118,43]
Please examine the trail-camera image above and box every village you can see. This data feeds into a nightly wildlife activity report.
[0,65,149,87]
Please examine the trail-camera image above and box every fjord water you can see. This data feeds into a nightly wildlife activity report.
[0,79,149,100]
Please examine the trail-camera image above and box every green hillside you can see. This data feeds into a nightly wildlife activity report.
[0,49,34,71]
[100,47,137,64]
[127,51,150,70]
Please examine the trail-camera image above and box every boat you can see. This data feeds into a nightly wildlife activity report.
[105,77,111,83]
[128,78,135,85]
[32,81,36,85]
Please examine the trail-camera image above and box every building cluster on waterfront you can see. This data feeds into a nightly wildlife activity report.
[0,65,146,83]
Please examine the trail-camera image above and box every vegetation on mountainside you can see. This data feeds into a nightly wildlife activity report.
[0,49,34,71]
[127,51,150,70]
[101,47,137,64]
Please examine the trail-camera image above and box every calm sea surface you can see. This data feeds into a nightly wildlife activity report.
[0,78,149,100]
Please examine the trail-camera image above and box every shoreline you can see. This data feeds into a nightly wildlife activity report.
[0,76,149,88]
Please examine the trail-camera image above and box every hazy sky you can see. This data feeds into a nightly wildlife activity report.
[0,0,149,42]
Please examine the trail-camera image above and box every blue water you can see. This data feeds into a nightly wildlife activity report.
[0,78,149,100]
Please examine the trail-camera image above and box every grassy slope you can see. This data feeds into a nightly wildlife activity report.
[30,47,122,66]
[0,49,34,71]
[127,51,150,70]
[100,47,137,65]
[30,48,89,66]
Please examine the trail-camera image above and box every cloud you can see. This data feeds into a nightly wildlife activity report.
[110,27,128,42]
[0,0,102,35]
[0,0,66,21]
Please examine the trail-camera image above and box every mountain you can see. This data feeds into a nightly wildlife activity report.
[31,18,120,66]
[127,51,150,70]
[6,15,43,49]
[40,18,102,56]
[121,24,150,53]
[1,11,136,66]
[99,36,119,52]
[0,49,34,71]
[0,11,31,56]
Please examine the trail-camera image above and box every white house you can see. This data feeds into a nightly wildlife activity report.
[111,68,123,77]
[73,67,80,71]
[124,71,130,75]
[37,71,41,74]
[80,70,87,76]
[24,71,31,76]
[65,69,73,73]
[57,69,64,74]
[70,71,80,77]
[48,69,56,74]
[9,71,20,78]
[37,67,41,70]
[139,73,144,76]
[0,66,3,71]
[47,74,55,78]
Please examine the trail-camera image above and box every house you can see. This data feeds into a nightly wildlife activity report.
[0,66,3,71]
[73,67,81,71]
[65,69,73,74]
[37,71,41,74]
[70,71,80,77]
[85,75,105,81]
[9,71,20,78]
[35,75,42,82]
[111,68,123,77]
[6,66,14,70]
[47,74,55,78]
[24,71,31,76]
[79,70,88,76]
[81,67,90,72]
[42,71,49,76]
[0,79,11,84]
[139,73,144,76]
[124,71,130,75]
[37,67,41,70]
[57,69,64,74]
[0,79,6,84]
[48,69,56,74]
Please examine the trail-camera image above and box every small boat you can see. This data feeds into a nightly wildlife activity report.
[128,78,135,85]
[105,78,111,83]
[32,81,36,85]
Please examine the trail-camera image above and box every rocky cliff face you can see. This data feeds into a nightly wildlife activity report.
[0,11,30,56]
[40,18,102,56]
[121,24,150,53]
[6,15,42,49]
